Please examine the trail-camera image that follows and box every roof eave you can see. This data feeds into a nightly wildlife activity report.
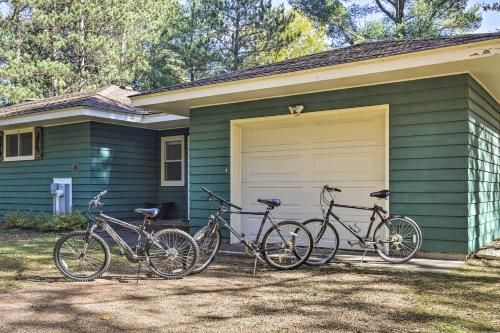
[131,38,500,112]
[0,106,188,129]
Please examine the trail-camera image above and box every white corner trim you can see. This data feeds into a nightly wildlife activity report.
[2,127,35,162]
[0,107,188,127]
[160,135,185,187]
[131,39,500,107]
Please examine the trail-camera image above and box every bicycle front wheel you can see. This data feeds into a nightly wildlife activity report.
[302,219,339,266]
[53,230,111,282]
[190,224,221,275]
[373,216,422,264]
[262,221,313,270]
[146,229,199,279]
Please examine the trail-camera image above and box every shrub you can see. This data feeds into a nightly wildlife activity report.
[2,211,87,232]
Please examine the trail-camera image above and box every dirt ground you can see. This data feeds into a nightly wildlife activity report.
[0,256,421,333]
[0,231,498,333]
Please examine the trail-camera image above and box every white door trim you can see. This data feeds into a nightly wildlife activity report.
[230,104,390,244]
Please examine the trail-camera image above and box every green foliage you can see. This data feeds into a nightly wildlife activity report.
[0,0,184,103]
[481,2,500,11]
[3,211,87,232]
[256,10,329,63]
[291,0,483,45]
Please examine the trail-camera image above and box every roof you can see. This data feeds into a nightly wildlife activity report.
[0,86,153,118]
[134,32,500,97]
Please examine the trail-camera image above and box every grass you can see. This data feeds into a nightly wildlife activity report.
[0,229,130,292]
[0,229,498,332]
[413,261,500,332]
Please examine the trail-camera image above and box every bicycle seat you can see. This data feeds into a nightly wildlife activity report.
[370,190,390,199]
[257,199,281,207]
[134,208,160,217]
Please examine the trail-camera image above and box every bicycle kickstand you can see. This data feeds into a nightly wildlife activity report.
[252,253,265,276]
[360,249,369,264]
[253,255,259,276]
[136,261,142,284]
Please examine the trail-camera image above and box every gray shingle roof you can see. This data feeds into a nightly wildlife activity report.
[0,86,153,118]
[135,32,500,97]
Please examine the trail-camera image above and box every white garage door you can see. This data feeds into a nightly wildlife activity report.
[239,108,387,249]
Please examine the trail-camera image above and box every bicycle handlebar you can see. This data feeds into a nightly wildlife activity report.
[201,187,242,210]
[89,190,108,208]
[324,185,341,192]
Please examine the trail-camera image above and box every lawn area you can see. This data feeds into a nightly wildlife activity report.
[0,229,498,333]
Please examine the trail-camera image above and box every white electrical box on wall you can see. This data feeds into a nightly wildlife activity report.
[51,178,72,215]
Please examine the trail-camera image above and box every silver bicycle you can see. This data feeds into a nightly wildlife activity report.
[53,190,199,281]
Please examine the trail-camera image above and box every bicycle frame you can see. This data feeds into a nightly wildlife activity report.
[324,200,388,243]
[87,212,158,262]
[207,203,286,251]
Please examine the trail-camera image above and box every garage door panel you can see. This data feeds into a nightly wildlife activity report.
[242,153,303,182]
[311,118,384,148]
[311,150,385,180]
[242,126,303,152]
[238,109,386,249]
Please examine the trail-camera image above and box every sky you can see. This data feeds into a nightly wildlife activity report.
[272,0,500,33]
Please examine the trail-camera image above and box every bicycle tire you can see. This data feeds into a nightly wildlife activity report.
[53,230,111,282]
[190,225,222,275]
[373,215,422,264]
[145,228,199,279]
[262,220,313,270]
[302,218,340,266]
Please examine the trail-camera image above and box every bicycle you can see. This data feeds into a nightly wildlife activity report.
[191,187,314,275]
[303,185,422,266]
[53,190,199,281]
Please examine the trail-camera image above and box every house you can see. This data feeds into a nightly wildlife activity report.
[0,33,499,254]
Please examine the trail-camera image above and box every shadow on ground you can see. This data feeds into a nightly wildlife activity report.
[1,255,499,333]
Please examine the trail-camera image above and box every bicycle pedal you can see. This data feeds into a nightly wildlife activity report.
[119,249,126,256]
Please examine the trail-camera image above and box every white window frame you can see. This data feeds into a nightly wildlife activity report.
[161,135,185,187]
[3,127,35,162]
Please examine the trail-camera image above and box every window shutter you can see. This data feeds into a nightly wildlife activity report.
[35,127,43,160]
[0,130,3,161]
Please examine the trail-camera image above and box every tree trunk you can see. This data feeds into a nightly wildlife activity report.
[231,1,241,71]
[78,8,86,91]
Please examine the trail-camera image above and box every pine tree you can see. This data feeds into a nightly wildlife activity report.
[213,0,295,71]
[174,0,221,81]
[0,0,183,104]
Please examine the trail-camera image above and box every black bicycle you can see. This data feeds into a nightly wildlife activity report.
[53,190,199,281]
[191,187,314,274]
[304,185,422,265]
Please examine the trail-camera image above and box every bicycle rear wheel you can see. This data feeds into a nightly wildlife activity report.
[373,216,422,264]
[302,219,339,266]
[53,230,110,282]
[190,224,221,275]
[262,221,313,270]
[146,229,199,279]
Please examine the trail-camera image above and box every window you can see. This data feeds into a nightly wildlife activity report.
[161,136,185,186]
[3,128,35,161]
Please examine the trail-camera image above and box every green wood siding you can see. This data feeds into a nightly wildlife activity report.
[0,122,190,223]
[157,128,189,220]
[189,74,486,253]
[0,122,92,218]
[466,77,500,252]
[89,122,159,219]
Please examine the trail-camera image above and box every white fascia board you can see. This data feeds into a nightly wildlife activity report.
[131,39,500,107]
[0,107,187,127]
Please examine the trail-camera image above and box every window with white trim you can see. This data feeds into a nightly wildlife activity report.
[161,136,185,186]
[3,128,35,161]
